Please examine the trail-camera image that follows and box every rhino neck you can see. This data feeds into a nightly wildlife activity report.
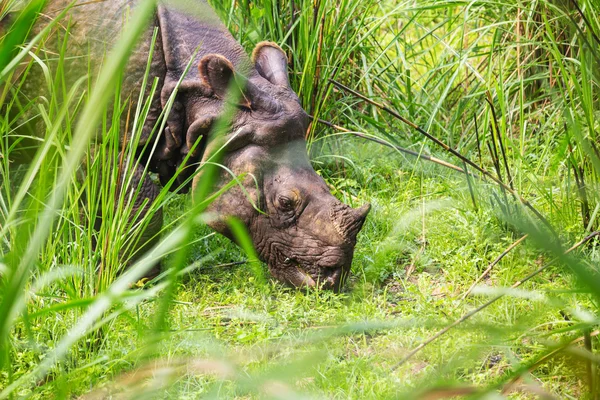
[157,2,252,81]
[150,2,262,192]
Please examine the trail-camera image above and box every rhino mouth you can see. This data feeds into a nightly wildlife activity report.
[269,257,347,291]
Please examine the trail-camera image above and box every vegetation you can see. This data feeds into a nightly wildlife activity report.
[1,0,600,398]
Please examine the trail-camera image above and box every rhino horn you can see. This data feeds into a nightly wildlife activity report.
[331,202,371,244]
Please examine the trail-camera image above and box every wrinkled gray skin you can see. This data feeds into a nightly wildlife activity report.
[17,0,370,290]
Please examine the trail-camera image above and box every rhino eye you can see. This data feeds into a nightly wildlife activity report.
[276,195,295,212]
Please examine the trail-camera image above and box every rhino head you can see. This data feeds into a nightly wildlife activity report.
[186,43,370,290]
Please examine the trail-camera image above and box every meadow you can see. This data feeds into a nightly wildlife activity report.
[1,0,600,398]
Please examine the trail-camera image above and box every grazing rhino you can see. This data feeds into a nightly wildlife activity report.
[9,0,370,290]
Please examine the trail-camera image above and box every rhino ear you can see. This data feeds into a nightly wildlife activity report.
[252,42,290,87]
[199,54,252,108]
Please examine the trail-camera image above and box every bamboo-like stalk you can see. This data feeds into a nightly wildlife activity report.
[485,92,513,189]
[502,330,600,395]
[311,116,467,174]
[461,234,528,300]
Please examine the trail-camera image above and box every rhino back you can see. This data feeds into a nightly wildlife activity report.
[42,0,166,111]
[9,0,166,160]
[9,0,253,170]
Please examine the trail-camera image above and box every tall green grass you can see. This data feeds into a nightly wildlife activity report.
[1,0,600,398]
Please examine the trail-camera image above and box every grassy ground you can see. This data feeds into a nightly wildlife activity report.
[2,0,600,398]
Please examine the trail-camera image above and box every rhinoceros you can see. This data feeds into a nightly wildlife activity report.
[7,0,370,290]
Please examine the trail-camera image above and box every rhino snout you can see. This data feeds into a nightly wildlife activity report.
[320,266,346,291]
[269,252,351,291]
